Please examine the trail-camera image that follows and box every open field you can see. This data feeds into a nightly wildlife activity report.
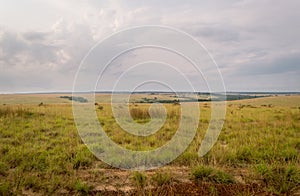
[0,94,299,195]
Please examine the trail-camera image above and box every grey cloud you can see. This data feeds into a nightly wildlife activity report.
[188,24,240,43]
[0,30,58,67]
[23,31,49,42]
[0,69,53,92]
[0,21,95,71]
[1,0,300,92]
[0,25,95,92]
[271,54,300,74]
[233,52,300,76]
[1,31,26,57]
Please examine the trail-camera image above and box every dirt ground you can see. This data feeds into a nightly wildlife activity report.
[71,164,283,195]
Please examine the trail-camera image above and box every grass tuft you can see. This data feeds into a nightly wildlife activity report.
[74,180,92,195]
[132,171,147,188]
[151,172,173,186]
[191,165,235,184]
[0,162,8,176]
[256,164,300,194]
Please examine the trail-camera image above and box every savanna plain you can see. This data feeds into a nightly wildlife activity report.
[0,93,299,195]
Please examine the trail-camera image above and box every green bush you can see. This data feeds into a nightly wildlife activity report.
[59,96,88,103]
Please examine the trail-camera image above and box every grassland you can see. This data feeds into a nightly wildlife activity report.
[0,94,299,195]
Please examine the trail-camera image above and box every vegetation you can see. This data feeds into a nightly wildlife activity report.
[191,165,235,184]
[132,171,147,188]
[255,164,300,194]
[151,172,173,186]
[136,94,266,103]
[0,94,299,194]
[59,96,88,103]
[74,180,92,195]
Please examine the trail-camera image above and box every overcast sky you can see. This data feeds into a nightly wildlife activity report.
[0,0,299,93]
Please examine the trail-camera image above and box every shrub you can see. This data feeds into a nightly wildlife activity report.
[59,96,88,103]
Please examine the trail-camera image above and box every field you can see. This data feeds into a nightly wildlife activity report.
[0,94,299,195]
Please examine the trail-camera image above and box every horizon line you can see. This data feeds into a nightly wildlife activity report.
[1,90,300,95]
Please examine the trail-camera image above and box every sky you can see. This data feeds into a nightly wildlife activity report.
[0,0,300,93]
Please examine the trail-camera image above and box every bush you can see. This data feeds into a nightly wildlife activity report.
[59,96,88,103]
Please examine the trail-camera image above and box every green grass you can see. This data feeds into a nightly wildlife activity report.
[0,162,8,176]
[255,164,300,194]
[151,172,173,186]
[191,165,235,184]
[0,94,299,194]
[132,171,147,188]
[74,180,92,195]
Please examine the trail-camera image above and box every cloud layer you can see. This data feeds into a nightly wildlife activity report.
[0,0,299,92]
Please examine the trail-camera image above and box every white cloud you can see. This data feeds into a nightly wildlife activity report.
[0,0,299,92]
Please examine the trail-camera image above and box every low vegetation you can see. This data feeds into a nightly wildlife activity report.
[132,171,147,188]
[255,164,300,194]
[0,94,299,194]
[59,96,88,103]
[151,172,173,186]
[191,165,235,184]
